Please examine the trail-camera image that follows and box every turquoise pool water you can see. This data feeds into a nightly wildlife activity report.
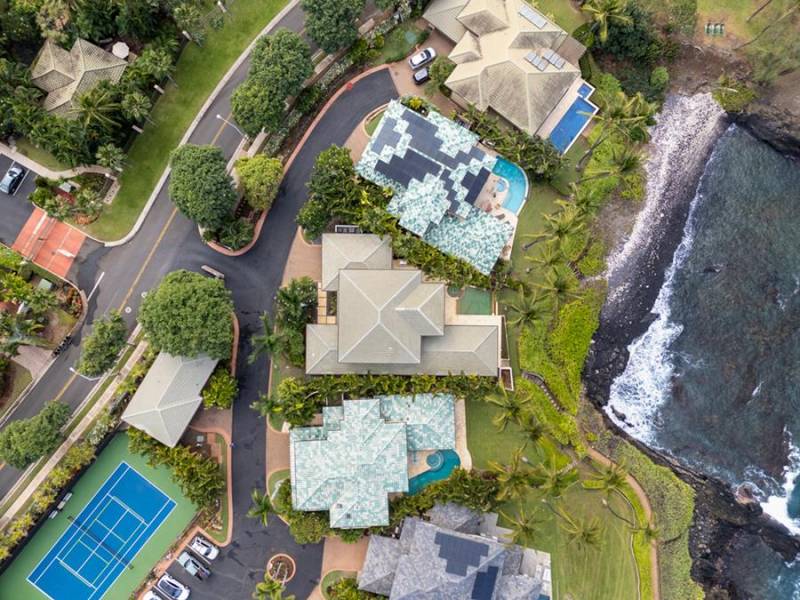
[493,157,528,215]
[408,449,461,494]
[548,96,598,153]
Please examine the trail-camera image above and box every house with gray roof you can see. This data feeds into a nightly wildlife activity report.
[358,508,553,599]
[31,38,128,116]
[423,0,598,153]
[121,352,218,447]
[306,233,502,376]
[289,395,455,528]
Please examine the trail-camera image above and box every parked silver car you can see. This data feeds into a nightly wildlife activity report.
[177,551,211,579]
[189,535,219,561]
[156,574,190,600]
[0,166,26,195]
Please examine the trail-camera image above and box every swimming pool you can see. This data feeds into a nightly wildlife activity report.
[408,449,461,494]
[493,157,528,215]
[548,96,598,154]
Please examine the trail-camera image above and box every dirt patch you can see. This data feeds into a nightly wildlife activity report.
[669,43,750,96]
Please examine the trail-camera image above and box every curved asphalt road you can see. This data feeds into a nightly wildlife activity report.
[0,7,398,598]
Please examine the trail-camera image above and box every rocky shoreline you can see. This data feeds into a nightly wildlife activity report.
[584,93,800,598]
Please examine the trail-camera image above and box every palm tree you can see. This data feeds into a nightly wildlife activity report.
[252,574,295,600]
[501,507,544,546]
[584,462,628,497]
[486,387,528,432]
[249,313,278,364]
[561,513,603,552]
[71,86,120,134]
[529,203,587,248]
[95,143,126,171]
[580,147,641,184]
[247,488,273,527]
[121,91,153,123]
[0,313,51,357]
[636,521,661,544]
[537,265,580,310]
[488,446,535,502]
[505,289,550,329]
[581,0,632,45]
[569,182,603,217]
[533,457,579,501]
[527,240,564,271]
[519,413,545,445]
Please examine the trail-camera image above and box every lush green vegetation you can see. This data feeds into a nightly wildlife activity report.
[368,21,425,65]
[128,427,223,508]
[254,373,498,427]
[201,367,238,409]
[713,73,757,112]
[138,270,234,360]
[0,401,70,469]
[323,571,375,600]
[79,0,292,240]
[235,154,284,212]
[169,144,237,230]
[77,311,127,377]
[231,28,312,137]
[249,276,317,369]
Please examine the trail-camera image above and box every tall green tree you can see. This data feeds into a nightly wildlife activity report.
[247,488,273,527]
[581,0,632,45]
[95,143,126,171]
[71,85,121,136]
[252,574,295,600]
[77,311,128,377]
[301,0,365,53]
[121,91,152,123]
[537,265,580,310]
[506,289,550,329]
[488,447,535,502]
[486,387,528,432]
[296,145,358,238]
[235,155,283,211]
[0,401,70,469]
[250,29,313,99]
[501,507,544,546]
[168,144,237,230]
[138,270,234,360]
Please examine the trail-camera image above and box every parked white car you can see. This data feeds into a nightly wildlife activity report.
[156,574,190,600]
[142,590,161,600]
[189,535,219,561]
[408,47,436,69]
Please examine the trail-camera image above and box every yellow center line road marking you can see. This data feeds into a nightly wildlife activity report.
[117,206,179,312]
[51,112,230,405]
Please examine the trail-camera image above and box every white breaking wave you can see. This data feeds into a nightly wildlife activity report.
[604,94,727,441]
[761,435,800,535]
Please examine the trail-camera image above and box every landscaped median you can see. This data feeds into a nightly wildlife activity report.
[81,0,293,242]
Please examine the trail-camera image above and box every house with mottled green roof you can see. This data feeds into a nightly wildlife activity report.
[289,395,455,528]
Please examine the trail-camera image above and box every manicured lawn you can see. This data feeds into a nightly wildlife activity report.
[268,468,290,498]
[695,0,794,40]
[82,0,290,241]
[536,0,587,33]
[0,432,196,600]
[551,135,589,195]
[0,361,32,418]
[365,110,385,136]
[465,399,641,600]
[371,21,424,65]
[321,570,357,600]
[14,138,68,172]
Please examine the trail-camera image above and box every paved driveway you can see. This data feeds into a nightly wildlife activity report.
[0,154,36,246]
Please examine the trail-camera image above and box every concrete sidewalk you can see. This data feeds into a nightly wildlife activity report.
[0,142,112,181]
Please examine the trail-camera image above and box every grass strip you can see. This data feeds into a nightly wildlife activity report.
[82,0,289,241]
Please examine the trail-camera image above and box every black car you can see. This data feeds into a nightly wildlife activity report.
[413,67,430,85]
[0,166,26,195]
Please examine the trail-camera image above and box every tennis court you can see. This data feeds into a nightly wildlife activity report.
[27,462,175,600]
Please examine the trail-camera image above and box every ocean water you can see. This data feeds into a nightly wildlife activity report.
[606,122,800,596]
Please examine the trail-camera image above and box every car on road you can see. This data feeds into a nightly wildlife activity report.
[413,67,430,85]
[177,551,211,579]
[408,47,436,70]
[156,574,190,600]
[189,535,219,561]
[0,165,26,195]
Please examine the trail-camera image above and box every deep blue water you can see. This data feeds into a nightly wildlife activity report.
[610,125,800,597]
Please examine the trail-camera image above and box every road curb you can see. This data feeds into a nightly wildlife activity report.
[105,0,303,248]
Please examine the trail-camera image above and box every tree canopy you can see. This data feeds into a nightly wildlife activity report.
[138,270,234,360]
[235,154,283,211]
[168,144,237,230]
[77,311,128,376]
[0,401,71,469]
[301,0,365,53]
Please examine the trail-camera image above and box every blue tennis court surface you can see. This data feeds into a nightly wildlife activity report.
[28,462,175,600]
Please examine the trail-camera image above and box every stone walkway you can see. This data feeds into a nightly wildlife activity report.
[0,141,113,181]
